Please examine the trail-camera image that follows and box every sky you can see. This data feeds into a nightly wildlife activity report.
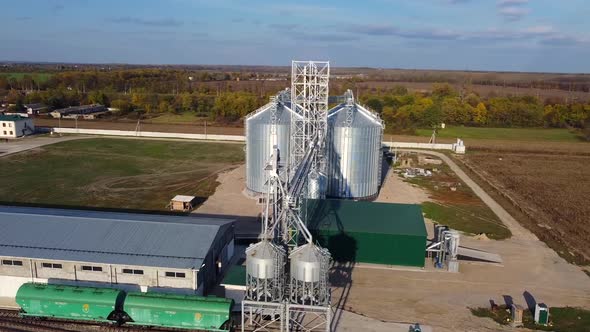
[1,0,589,73]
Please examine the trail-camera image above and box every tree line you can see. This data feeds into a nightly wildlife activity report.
[0,69,277,94]
[4,87,264,122]
[2,69,590,137]
[358,84,590,135]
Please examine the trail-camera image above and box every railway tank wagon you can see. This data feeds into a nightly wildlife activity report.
[14,283,234,331]
[326,103,384,200]
[245,101,301,194]
[15,283,125,323]
[124,292,233,331]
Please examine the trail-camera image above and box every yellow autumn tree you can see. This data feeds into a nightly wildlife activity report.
[472,102,488,126]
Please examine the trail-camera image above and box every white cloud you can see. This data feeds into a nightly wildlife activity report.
[497,0,530,21]
[497,0,529,6]
[499,6,531,21]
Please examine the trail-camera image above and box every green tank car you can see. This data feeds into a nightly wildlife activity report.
[15,283,125,323]
[124,291,233,331]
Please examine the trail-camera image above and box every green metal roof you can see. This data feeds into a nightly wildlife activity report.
[221,264,246,286]
[0,115,28,121]
[306,199,427,237]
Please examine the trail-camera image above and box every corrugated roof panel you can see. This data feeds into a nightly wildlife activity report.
[0,206,234,269]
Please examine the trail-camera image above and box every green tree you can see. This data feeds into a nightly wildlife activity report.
[158,100,172,113]
[432,83,457,98]
[111,99,133,113]
[89,91,109,106]
[181,92,195,111]
[441,97,470,125]
[10,99,25,113]
[212,92,259,121]
[543,105,562,127]
[365,97,383,113]
[195,94,214,116]
[391,85,408,95]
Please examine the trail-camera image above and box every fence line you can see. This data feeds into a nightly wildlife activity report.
[52,127,246,142]
[51,127,465,153]
[382,141,466,153]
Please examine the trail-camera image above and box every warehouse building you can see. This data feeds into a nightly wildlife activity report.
[24,103,49,116]
[219,199,428,309]
[0,115,34,139]
[306,199,427,267]
[50,104,107,119]
[0,206,235,301]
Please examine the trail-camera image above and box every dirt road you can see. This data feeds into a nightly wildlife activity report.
[344,150,590,331]
[0,135,90,158]
[398,149,533,240]
[197,156,590,331]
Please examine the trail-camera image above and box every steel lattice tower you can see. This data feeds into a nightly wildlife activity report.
[242,61,332,332]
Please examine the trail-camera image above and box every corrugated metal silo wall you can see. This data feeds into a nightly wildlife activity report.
[245,109,291,194]
[326,122,383,199]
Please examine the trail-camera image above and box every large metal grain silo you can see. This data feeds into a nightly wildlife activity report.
[245,102,300,194]
[326,104,383,200]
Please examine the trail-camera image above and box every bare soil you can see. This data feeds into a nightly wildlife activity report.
[463,151,590,263]
[201,160,590,331]
[353,80,590,101]
[338,154,590,332]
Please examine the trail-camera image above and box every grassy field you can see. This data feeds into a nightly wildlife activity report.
[0,72,53,83]
[0,138,244,211]
[422,202,511,240]
[398,155,511,239]
[471,305,590,332]
[416,126,581,142]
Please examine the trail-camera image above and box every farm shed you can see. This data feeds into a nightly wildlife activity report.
[306,199,427,267]
[170,195,196,211]
[24,103,48,115]
[0,205,235,304]
[50,104,107,119]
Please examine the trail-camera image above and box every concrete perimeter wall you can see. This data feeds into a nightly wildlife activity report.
[382,142,453,150]
[52,127,245,142]
[382,141,466,154]
[51,127,465,153]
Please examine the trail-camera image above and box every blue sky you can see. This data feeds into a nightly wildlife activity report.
[1,0,589,72]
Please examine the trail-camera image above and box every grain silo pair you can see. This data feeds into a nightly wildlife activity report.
[245,89,384,200]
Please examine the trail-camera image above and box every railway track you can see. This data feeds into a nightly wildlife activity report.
[0,309,211,332]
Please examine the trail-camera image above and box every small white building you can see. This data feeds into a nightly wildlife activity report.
[0,115,34,139]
